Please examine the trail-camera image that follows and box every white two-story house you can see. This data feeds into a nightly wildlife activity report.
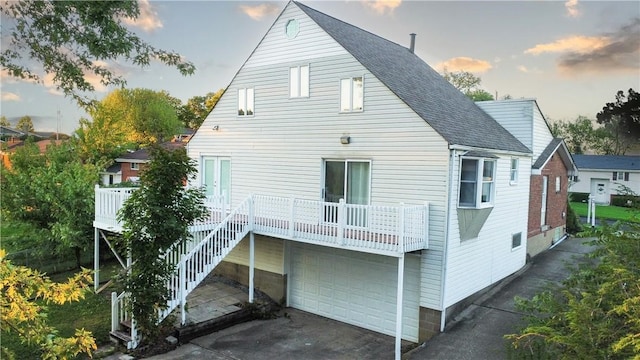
[187,0,531,348]
[95,2,533,357]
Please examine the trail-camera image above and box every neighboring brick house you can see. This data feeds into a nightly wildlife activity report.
[101,141,185,185]
[477,100,577,258]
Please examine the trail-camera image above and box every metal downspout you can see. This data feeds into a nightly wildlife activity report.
[439,149,455,331]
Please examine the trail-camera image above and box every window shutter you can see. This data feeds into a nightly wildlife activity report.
[625,172,630,181]
[612,172,617,180]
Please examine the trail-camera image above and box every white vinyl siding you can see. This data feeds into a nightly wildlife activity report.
[189,3,450,311]
[476,99,553,161]
[570,169,640,195]
[444,153,530,307]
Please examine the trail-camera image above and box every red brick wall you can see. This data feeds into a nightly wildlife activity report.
[528,153,569,238]
[121,162,147,182]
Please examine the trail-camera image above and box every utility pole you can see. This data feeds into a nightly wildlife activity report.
[56,108,61,140]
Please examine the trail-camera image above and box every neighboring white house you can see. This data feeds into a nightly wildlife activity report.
[476,99,577,258]
[570,154,640,204]
[186,0,532,347]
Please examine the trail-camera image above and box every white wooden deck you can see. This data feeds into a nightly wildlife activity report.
[94,187,429,256]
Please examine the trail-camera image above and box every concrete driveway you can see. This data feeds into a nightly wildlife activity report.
[407,236,596,360]
[145,309,414,360]
[108,236,595,360]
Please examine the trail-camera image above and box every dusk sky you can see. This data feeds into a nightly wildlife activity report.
[1,0,639,134]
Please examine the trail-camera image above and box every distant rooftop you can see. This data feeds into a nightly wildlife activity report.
[572,154,640,171]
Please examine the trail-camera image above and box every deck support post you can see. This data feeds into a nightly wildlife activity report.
[180,255,187,325]
[94,227,99,292]
[249,231,255,303]
[395,253,405,360]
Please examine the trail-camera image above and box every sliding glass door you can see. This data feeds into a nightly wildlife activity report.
[202,157,231,206]
[323,160,370,224]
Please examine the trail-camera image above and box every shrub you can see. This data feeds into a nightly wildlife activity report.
[569,192,590,203]
[565,200,581,234]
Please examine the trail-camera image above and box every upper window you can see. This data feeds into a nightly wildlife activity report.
[459,158,496,208]
[238,88,254,116]
[290,65,309,98]
[510,158,518,184]
[613,171,629,181]
[555,176,561,193]
[130,163,139,171]
[340,77,363,112]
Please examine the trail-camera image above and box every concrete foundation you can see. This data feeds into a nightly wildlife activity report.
[214,261,287,305]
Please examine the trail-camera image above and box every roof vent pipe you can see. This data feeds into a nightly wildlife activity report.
[409,33,416,53]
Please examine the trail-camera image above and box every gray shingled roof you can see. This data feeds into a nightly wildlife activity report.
[295,1,530,154]
[573,154,640,171]
[533,138,577,174]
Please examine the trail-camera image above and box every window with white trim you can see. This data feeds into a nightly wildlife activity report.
[613,171,629,181]
[512,232,522,249]
[555,176,561,193]
[510,158,518,184]
[130,163,139,171]
[238,88,254,116]
[459,158,496,208]
[340,76,363,112]
[290,65,309,98]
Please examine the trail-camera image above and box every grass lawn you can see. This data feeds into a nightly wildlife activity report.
[570,202,640,223]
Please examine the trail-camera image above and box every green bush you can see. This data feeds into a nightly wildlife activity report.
[610,195,639,208]
[565,200,581,234]
[569,192,590,203]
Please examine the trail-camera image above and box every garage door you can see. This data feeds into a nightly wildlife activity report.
[290,243,420,342]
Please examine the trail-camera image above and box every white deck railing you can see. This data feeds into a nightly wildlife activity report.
[103,189,429,349]
[95,187,429,254]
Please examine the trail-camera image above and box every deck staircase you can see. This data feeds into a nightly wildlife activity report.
[110,196,253,349]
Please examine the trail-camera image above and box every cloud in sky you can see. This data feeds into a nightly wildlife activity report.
[524,35,609,55]
[122,0,163,32]
[525,18,640,75]
[436,57,493,73]
[1,92,20,101]
[565,0,580,18]
[239,3,280,20]
[361,0,402,14]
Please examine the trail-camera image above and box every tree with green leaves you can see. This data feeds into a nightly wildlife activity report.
[1,249,96,360]
[1,141,99,267]
[443,70,495,102]
[506,220,640,359]
[597,88,640,140]
[117,145,207,338]
[1,1,195,108]
[76,88,181,161]
[553,115,633,155]
[162,89,225,129]
[16,116,34,133]
[0,116,10,127]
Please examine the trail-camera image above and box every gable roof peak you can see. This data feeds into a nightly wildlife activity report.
[292,1,530,154]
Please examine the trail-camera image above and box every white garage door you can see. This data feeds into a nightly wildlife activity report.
[290,243,420,342]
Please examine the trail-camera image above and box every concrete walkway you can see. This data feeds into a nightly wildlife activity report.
[407,236,597,359]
